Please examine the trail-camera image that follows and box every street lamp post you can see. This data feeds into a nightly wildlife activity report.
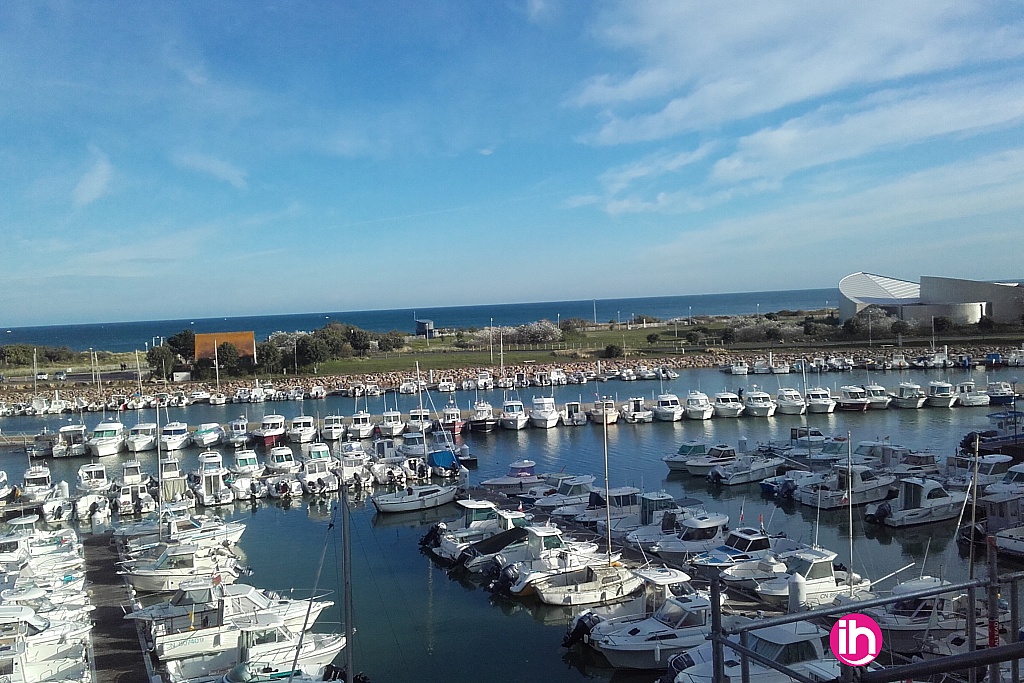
[1012,377,1019,444]
[489,317,494,364]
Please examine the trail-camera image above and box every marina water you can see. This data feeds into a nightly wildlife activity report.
[1,364,1020,681]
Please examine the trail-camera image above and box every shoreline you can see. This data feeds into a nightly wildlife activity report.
[1,342,1020,413]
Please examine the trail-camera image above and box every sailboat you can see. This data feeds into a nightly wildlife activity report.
[533,412,642,606]
[210,340,228,405]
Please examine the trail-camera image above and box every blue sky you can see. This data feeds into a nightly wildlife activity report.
[3,2,1024,326]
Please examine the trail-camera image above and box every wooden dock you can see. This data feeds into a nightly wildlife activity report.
[82,531,152,683]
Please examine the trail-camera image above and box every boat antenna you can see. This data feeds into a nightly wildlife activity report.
[968,434,981,579]
[603,406,612,565]
[847,431,854,595]
[342,484,355,681]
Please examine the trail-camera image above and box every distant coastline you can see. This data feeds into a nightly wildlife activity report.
[2,288,839,353]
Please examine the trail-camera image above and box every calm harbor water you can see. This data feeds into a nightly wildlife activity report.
[1,288,838,352]
[1,364,1019,682]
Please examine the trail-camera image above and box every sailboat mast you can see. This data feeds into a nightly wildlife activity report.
[603,413,612,563]
[342,485,355,680]
[847,431,854,594]
[214,338,221,391]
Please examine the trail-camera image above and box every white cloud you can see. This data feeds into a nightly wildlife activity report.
[599,143,713,195]
[72,147,113,207]
[575,2,1024,144]
[173,152,248,189]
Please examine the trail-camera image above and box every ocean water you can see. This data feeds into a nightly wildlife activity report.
[0,364,1018,682]
[1,288,838,352]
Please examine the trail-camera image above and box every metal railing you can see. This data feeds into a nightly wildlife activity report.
[707,537,1022,683]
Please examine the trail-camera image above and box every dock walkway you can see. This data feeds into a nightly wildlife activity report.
[82,531,151,683]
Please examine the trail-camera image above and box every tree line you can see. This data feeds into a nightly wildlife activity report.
[144,323,408,380]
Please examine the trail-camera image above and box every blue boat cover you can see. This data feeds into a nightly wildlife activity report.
[427,449,458,469]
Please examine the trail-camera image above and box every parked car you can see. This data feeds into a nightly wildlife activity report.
[35,372,48,380]
[54,371,67,381]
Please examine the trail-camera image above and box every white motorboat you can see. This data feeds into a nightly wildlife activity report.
[956,380,991,407]
[407,407,433,434]
[347,409,375,439]
[987,380,1016,405]
[985,462,1024,496]
[727,361,749,375]
[420,499,529,563]
[607,491,697,543]
[0,604,92,662]
[684,444,738,477]
[529,396,560,429]
[804,386,836,413]
[320,415,347,440]
[192,451,235,507]
[683,390,714,420]
[892,381,927,409]
[112,481,157,516]
[534,563,644,607]
[926,380,957,408]
[706,452,784,485]
[588,397,619,425]
[370,483,459,513]
[687,527,806,580]
[377,408,406,437]
[227,415,252,446]
[480,460,544,493]
[19,464,54,504]
[793,464,895,509]
[662,440,710,473]
[118,543,244,593]
[160,421,192,451]
[531,475,598,512]
[944,453,1013,493]
[491,524,619,597]
[586,593,736,670]
[712,391,744,418]
[86,419,127,457]
[468,400,498,432]
[836,385,870,411]
[669,620,840,683]
[75,461,112,495]
[126,422,158,452]
[742,387,776,417]
[158,455,195,508]
[52,423,87,458]
[560,400,588,426]
[864,383,893,409]
[126,576,334,661]
[499,399,529,430]
[619,396,653,423]
[556,486,642,527]
[119,512,246,551]
[265,446,301,475]
[652,393,684,422]
[865,477,967,527]
[287,415,318,443]
[229,449,264,477]
[650,512,730,565]
[298,444,340,495]
[774,388,805,415]
[193,422,225,448]
[164,612,345,683]
[252,414,287,448]
[833,576,969,655]
[754,546,871,608]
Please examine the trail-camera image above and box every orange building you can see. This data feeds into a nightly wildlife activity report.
[194,331,257,360]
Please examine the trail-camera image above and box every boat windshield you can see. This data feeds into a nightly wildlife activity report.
[679,524,720,542]
[654,599,706,629]
[749,635,820,665]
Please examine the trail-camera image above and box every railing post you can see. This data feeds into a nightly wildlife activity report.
[968,583,978,683]
[1012,576,1020,683]
[988,537,1001,683]
[711,575,725,683]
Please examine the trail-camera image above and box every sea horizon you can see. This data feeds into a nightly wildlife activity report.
[2,287,839,353]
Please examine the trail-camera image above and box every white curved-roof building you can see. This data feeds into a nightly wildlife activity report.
[839,273,1023,324]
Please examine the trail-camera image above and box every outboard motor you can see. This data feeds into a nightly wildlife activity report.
[706,467,725,484]
[865,501,890,525]
[562,610,603,648]
[488,561,519,593]
[660,652,696,683]
[419,522,446,548]
[779,478,798,499]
